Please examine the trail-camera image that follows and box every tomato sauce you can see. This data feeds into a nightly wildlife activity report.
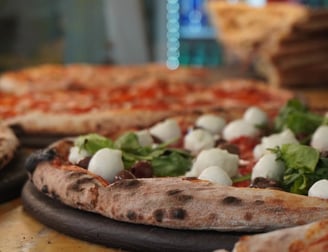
[230,136,260,187]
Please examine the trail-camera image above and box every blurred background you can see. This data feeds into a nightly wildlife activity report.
[0,0,327,72]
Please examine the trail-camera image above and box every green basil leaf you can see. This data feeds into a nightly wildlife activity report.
[288,174,309,195]
[280,143,320,172]
[74,133,113,154]
[151,151,192,177]
[274,99,323,142]
[274,143,328,195]
[114,132,141,150]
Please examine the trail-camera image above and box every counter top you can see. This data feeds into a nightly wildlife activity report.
[0,200,122,251]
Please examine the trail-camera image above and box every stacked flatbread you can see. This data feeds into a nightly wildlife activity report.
[207,1,328,87]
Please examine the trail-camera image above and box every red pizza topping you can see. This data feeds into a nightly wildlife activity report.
[229,136,260,187]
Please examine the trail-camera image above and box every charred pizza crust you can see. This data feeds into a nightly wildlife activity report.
[0,123,19,170]
[26,138,328,232]
[5,109,176,136]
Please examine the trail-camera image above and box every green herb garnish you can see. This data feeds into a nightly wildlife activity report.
[74,132,192,177]
[74,133,114,154]
[271,143,328,195]
[274,99,324,143]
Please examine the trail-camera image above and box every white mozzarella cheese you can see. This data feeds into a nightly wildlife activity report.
[136,130,154,147]
[195,114,226,134]
[253,128,299,160]
[251,153,285,181]
[184,129,215,154]
[308,179,328,199]
[150,119,182,143]
[88,148,124,182]
[198,166,232,186]
[68,146,90,164]
[253,144,264,161]
[222,119,259,141]
[192,148,239,177]
[243,106,268,126]
[311,125,328,152]
[185,166,198,177]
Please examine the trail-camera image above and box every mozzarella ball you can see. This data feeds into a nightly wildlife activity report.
[308,179,328,199]
[253,129,299,160]
[135,130,154,147]
[198,166,232,186]
[243,106,268,126]
[184,129,215,154]
[253,144,265,161]
[251,153,285,181]
[68,146,90,164]
[195,114,226,134]
[222,119,259,141]
[150,119,182,143]
[88,148,124,182]
[192,148,239,177]
[311,125,328,152]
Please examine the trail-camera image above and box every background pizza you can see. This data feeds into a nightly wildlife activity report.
[0,64,292,142]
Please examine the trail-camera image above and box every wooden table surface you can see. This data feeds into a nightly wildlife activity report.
[0,87,327,252]
[0,200,122,252]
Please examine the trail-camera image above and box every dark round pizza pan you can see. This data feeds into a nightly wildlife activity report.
[22,181,244,252]
[0,148,29,203]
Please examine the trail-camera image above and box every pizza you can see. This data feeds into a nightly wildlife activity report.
[0,64,293,137]
[225,218,328,252]
[24,98,328,240]
[0,63,216,94]
[0,123,19,171]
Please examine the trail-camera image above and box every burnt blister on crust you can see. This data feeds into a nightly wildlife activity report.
[0,153,9,168]
[67,176,95,192]
[222,196,242,206]
[153,208,187,222]
[169,208,187,220]
[25,148,57,173]
[112,179,142,189]
[41,185,49,194]
[126,210,137,221]
[153,209,165,222]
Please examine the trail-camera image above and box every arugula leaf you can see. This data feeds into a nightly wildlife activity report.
[74,133,114,154]
[151,151,192,177]
[272,143,328,195]
[274,99,323,142]
[114,132,141,150]
[280,144,320,172]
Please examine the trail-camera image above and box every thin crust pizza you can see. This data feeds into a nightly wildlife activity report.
[0,64,216,94]
[229,218,328,252]
[28,158,328,232]
[25,99,328,235]
[0,78,292,136]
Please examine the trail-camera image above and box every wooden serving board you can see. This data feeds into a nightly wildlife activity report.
[22,181,245,252]
[0,148,29,203]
